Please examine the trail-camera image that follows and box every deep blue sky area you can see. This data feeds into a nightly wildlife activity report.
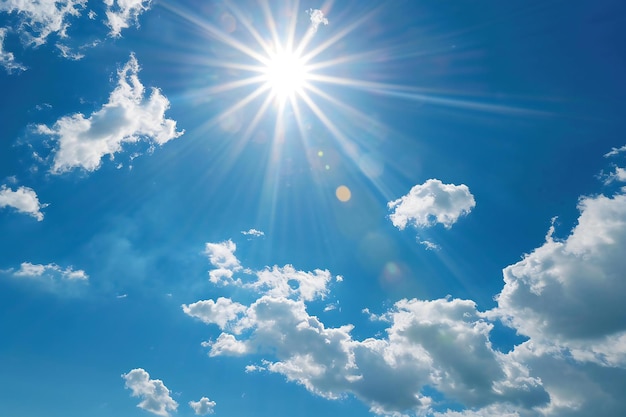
[1,1,626,417]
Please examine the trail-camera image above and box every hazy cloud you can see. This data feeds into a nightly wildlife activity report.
[0,28,26,73]
[307,9,328,33]
[0,185,46,220]
[104,0,152,37]
[388,179,475,230]
[38,54,183,173]
[189,397,216,415]
[122,368,178,417]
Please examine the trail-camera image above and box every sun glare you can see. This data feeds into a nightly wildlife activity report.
[263,48,308,100]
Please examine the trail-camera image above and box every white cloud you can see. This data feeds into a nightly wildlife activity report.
[605,166,626,184]
[492,190,626,368]
[388,179,475,230]
[122,368,178,417]
[55,43,84,60]
[104,0,152,37]
[307,9,328,33]
[0,28,26,73]
[604,145,626,157]
[0,185,46,220]
[38,54,183,173]
[241,228,264,237]
[13,262,88,280]
[0,0,86,46]
[189,397,216,415]
[205,240,241,270]
[182,297,247,329]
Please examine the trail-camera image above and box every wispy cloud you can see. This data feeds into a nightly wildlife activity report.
[38,53,183,173]
[122,368,178,417]
[104,0,152,37]
[307,9,328,33]
[241,228,265,237]
[189,397,216,415]
[0,185,46,220]
[388,179,475,231]
[0,0,86,46]
[604,144,626,158]
[13,262,88,280]
[0,28,26,73]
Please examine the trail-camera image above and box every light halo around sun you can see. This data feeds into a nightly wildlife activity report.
[261,46,310,103]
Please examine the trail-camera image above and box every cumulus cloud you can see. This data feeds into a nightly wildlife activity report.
[493,190,626,367]
[189,397,216,415]
[122,368,178,417]
[307,9,328,33]
[0,0,86,46]
[184,242,547,416]
[38,54,183,173]
[605,167,626,184]
[388,179,475,230]
[0,185,46,220]
[185,152,626,416]
[104,0,152,37]
[0,28,26,73]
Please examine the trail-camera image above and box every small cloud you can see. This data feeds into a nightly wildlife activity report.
[56,43,84,60]
[88,10,97,19]
[13,262,88,280]
[189,397,216,415]
[419,240,441,251]
[241,228,265,238]
[307,9,328,33]
[116,293,128,299]
[388,179,475,231]
[245,364,265,372]
[122,368,178,417]
[604,145,626,158]
[0,185,46,221]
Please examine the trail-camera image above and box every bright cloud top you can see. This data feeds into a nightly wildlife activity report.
[184,246,549,415]
[0,0,86,46]
[307,9,328,33]
[122,368,178,417]
[388,179,476,230]
[189,397,216,415]
[104,0,152,37]
[0,28,26,73]
[38,53,183,173]
[0,185,46,221]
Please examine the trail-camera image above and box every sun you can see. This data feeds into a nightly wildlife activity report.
[262,47,309,102]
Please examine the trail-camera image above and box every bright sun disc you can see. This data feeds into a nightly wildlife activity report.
[263,49,308,99]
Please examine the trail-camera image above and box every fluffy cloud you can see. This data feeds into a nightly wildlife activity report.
[185,242,547,416]
[493,191,626,368]
[0,185,46,220]
[122,368,178,417]
[0,0,86,46]
[104,0,152,37]
[13,262,88,280]
[0,28,26,73]
[189,397,216,415]
[388,179,475,230]
[182,297,247,329]
[38,54,183,173]
[307,9,328,33]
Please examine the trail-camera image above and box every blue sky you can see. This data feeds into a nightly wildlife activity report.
[1,1,626,416]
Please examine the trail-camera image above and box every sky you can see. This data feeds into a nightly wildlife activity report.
[1,1,626,416]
